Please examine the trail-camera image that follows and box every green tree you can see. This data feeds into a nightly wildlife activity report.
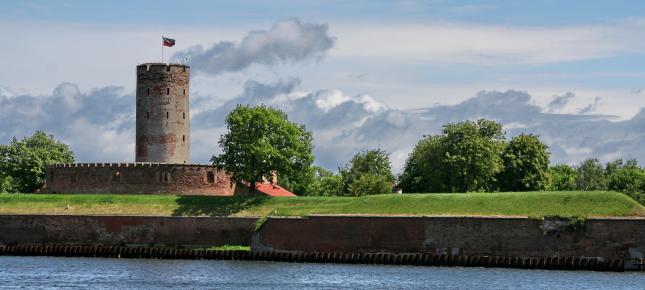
[576,158,607,191]
[548,164,577,191]
[606,159,644,194]
[498,133,551,191]
[211,105,314,193]
[0,131,75,193]
[340,149,394,196]
[347,174,392,196]
[309,174,344,196]
[399,135,448,192]
[400,119,505,193]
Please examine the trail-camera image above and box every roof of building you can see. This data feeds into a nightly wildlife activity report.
[255,182,296,197]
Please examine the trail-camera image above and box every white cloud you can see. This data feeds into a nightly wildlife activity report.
[332,19,645,65]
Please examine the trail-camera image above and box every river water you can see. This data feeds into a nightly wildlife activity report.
[1,256,644,289]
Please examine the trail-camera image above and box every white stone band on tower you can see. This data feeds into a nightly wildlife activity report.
[135,63,190,163]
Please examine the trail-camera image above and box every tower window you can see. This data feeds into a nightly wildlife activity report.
[166,88,170,95]
[159,172,171,183]
[183,89,186,95]
[166,112,169,118]
[183,112,185,119]
[182,135,186,142]
[147,88,150,95]
[146,112,150,119]
[207,172,215,183]
[166,66,170,72]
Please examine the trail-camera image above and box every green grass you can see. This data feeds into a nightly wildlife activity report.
[0,191,643,218]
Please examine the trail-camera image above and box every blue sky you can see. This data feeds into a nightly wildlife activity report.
[2,1,645,170]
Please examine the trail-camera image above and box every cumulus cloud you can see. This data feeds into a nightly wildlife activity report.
[172,19,336,75]
[2,81,645,173]
[546,92,575,113]
[0,83,134,162]
[577,96,602,114]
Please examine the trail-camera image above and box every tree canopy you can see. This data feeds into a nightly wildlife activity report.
[498,133,550,191]
[211,105,314,192]
[399,119,505,193]
[340,149,394,196]
[0,131,75,193]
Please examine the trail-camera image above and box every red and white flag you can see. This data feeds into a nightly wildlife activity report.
[162,37,175,47]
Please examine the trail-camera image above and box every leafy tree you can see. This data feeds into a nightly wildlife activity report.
[441,119,506,192]
[548,164,577,191]
[399,135,448,192]
[0,131,75,193]
[606,159,645,194]
[340,149,394,196]
[400,119,505,193]
[309,174,343,196]
[279,166,333,195]
[347,174,392,196]
[211,105,314,193]
[575,158,607,191]
[498,133,550,191]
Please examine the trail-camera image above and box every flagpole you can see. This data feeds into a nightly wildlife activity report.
[161,35,164,63]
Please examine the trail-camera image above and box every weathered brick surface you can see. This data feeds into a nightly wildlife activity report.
[136,63,190,164]
[43,163,236,195]
[0,215,259,246]
[253,215,645,261]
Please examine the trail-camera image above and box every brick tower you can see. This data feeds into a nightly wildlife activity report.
[135,63,190,163]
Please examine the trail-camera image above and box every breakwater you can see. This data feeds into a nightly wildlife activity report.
[0,245,627,271]
[0,214,643,271]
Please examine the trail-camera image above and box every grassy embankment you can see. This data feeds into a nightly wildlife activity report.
[0,191,643,218]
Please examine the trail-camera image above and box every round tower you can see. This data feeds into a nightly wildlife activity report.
[135,63,190,163]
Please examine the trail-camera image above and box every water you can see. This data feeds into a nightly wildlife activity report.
[1,256,644,289]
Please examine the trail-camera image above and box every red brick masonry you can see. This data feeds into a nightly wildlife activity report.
[43,163,236,195]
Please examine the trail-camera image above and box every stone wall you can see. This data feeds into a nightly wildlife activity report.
[253,215,645,261]
[0,215,258,247]
[43,163,236,195]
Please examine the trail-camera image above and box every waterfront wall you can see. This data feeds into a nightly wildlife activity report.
[1,214,643,266]
[253,215,645,261]
[0,215,258,247]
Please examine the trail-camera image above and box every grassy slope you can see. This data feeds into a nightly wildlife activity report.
[0,191,644,218]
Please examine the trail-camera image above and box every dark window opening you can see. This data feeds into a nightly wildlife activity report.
[70,173,77,184]
[159,172,171,183]
[166,112,169,118]
[183,89,186,95]
[146,112,150,119]
[207,172,215,183]
[147,88,150,95]
[166,66,170,72]
[182,135,186,142]
[183,112,185,119]
[166,88,170,95]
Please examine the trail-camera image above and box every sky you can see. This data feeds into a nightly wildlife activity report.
[1,0,645,172]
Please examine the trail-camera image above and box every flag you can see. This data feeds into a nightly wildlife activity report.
[162,37,175,47]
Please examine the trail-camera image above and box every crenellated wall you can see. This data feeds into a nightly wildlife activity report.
[43,163,236,195]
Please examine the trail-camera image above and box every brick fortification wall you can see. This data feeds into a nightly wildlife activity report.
[43,163,235,195]
[0,215,258,247]
[253,215,645,261]
[136,63,190,164]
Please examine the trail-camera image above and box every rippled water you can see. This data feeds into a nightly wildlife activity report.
[1,256,644,289]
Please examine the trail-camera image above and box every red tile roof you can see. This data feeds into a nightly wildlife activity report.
[255,182,296,197]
